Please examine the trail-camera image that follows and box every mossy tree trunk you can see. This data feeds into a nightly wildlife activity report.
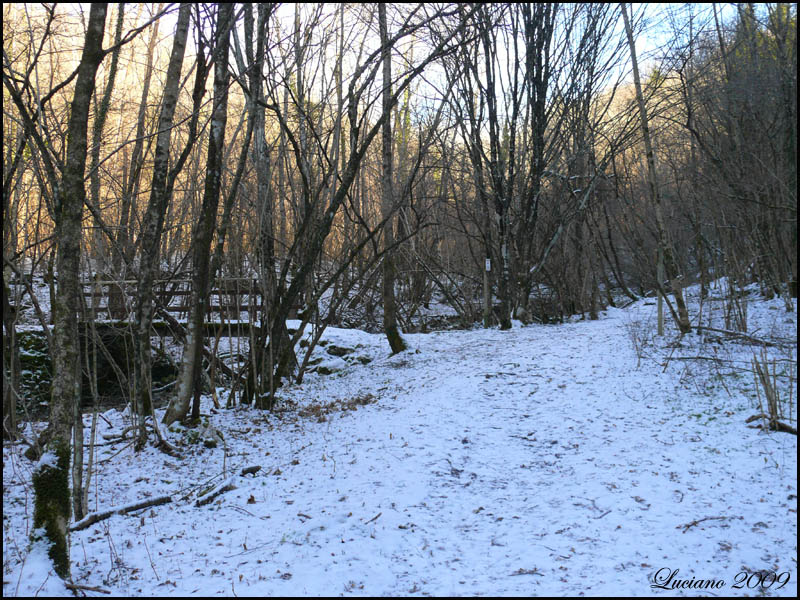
[3,278,19,439]
[31,441,71,578]
[33,3,107,579]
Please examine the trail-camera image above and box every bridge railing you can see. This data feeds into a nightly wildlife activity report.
[80,278,267,321]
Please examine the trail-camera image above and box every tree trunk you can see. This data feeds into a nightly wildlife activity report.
[621,3,691,335]
[3,278,19,439]
[379,4,407,354]
[88,3,124,274]
[164,4,233,426]
[114,4,162,276]
[241,4,278,408]
[497,210,512,329]
[133,3,191,445]
[33,2,107,579]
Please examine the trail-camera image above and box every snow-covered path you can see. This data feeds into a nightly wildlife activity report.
[298,318,796,596]
[4,300,797,596]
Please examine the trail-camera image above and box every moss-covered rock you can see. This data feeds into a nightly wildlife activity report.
[326,344,355,357]
[17,326,179,414]
[313,356,349,375]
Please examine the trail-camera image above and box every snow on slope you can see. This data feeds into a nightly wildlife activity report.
[3,285,797,596]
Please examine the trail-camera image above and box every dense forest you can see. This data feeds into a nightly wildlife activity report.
[2,3,796,587]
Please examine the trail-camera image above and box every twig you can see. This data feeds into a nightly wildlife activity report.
[694,325,783,347]
[230,505,266,520]
[151,380,177,394]
[669,356,727,362]
[510,568,544,576]
[102,425,137,441]
[65,582,111,594]
[365,512,382,524]
[96,440,134,464]
[677,515,732,533]
[143,535,159,581]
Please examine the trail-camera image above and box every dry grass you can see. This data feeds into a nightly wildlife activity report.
[751,348,797,434]
[298,394,377,422]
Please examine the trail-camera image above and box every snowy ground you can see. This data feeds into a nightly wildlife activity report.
[3,282,797,596]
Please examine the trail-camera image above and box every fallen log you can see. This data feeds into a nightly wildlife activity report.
[196,477,236,507]
[70,495,173,532]
[694,325,787,347]
[746,413,797,435]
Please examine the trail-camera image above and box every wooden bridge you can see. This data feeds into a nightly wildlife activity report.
[79,278,301,337]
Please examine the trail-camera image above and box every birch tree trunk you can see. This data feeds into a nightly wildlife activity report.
[32,2,106,579]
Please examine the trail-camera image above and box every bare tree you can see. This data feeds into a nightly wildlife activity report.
[165,4,235,426]
[30,2,107,578]
[439,4,629,327]
[255,4,480,394]
[380,3,408,353]
[622,2,692,335]
[112,4,164,276]
[133,3,192,446]
[236,3,278,408]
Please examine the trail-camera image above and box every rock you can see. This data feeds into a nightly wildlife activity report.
[326,344,355,357]
[313,356,348,375]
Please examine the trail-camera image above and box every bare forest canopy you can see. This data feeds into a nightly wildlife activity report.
[3,2,797,390]
[2,2,797,583]
[4,2,797,321]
